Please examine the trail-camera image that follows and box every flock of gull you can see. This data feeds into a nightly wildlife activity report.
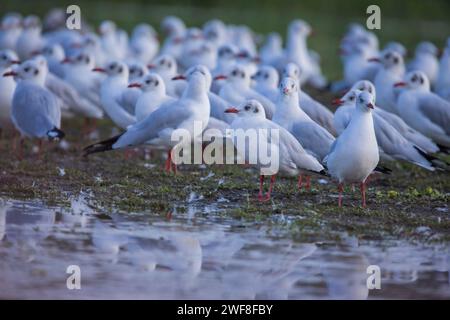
[0,9,449,207]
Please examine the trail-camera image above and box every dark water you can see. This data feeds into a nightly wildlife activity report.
[0,195,448,299]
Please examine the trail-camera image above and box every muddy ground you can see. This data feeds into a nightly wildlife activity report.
[0,102,449,244]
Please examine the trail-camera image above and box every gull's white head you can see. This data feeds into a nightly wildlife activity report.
[289,19,313,37]
[225,99,266,119]
[149,54,177,77]
[370,50,404,71]
[227,65,250,86]
[356,91,375,112]
[394,71,430,92]
[98,20,116,36]
[0,50,20,69]
[282,62,300,81]
[217,44,238,62]
[66,51,95,69]
[333,89,361,108]
[42,43,65,61]
[203,19,226,44]
[22,15,41,31]
[128,62,148,80]
[161,16,186,38]
[252,65,279,89]
[132,23,157,40]
[129,73,165,94]
[3,57,47,85]
[351,80,376,101]
[1,13,22,30]
[184,64,212,89]
[279,77,298,98]
[415,41,439,57]
[93,61,129,79]
[384,41,407,57]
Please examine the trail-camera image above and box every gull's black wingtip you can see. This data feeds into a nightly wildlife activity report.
[47,127,65,141]
[374,165,392,175]
[82,133,123,157]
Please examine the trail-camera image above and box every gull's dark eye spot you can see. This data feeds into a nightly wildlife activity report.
[110,64,115,70]
[232,70,237,76]
[2,55,6,60]
[393,57,399,64]
[167,62,172,68]
[85,57,90,64]
[244,105,251,111]
[412,75,417,82]
[155,80,159,86]
[160,59,165,65]
[264,73,268,79]
[291,84,294,89]
[24,67,30,72]
[349,95,355,101]
[145,79,151,84]
[118,67,123,73]
[34,69,39,75]
[419,77,424,84]
[253,108,258,113]
[359,97,364,103]
[385,53,391,59]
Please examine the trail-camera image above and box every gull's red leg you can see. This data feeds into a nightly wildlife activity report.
[264,175,276,201]
[360,181,366,208]
[165,149,172,172]
[305,176,311,191]
[338,183,344,207]
[18,138,25,160]
[297,175,303,190]
[258,175,265,201]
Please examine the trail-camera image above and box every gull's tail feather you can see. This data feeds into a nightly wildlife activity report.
[414,146,450,171]
[83,133,124,157]
[47,127,65,141]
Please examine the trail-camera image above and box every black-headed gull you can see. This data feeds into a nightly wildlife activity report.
[383,41,407,58]
[273,77,334,189]
[333,89,439,171]
[226,99,325,201]
[93,60,136,129]
[211,44,238,94]
[394,71,450,148]
[15,15,43,60]
[129,73,174,122]
[282,63,336,135]
[324,91,379,207]
[148,54,182,97]
[4,58,64,157]
[83,66,211,173]
[0,50,20,134]
[436,45,450,102]
[251,65,280,103]
[128,23,159,64]
[0,13,22,50]
[371,49,405,113]
[218,65,276,119]
[350,80,440,154]
[407,42,439,86]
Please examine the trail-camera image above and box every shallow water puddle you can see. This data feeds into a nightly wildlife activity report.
[0,199,448,299]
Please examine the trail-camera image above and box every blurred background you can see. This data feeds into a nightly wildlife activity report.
[2,0,450,79]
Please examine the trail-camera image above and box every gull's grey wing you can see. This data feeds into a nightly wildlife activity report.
[418,93,450,135]
[119,88,141,115]
[12,83,61,138]
[291,121,335,160]
[113,99,193,148]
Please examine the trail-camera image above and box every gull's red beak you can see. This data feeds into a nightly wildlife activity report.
[128,83,142,88]
[394,82,407,88]
[368,57,380,62]
[367,103,374,109]
[3,71,17,77]
[172,75,186,80]
[213,75,227,81]
[147,64,155,69]
[332,98,344,106]
[10,60,21,64]
[283,88,290,95]
[92,67,106,73]
[225,107,239,113]
[61,58,71,64]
